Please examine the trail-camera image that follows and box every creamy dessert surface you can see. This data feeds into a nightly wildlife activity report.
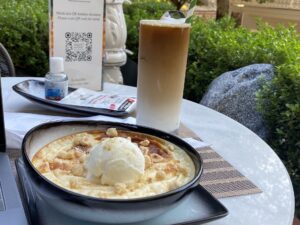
[32,128,195,199]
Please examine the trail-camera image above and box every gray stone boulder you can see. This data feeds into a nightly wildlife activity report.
[200,64,274,140]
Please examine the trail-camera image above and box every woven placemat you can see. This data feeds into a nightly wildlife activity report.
[176,124,262,199]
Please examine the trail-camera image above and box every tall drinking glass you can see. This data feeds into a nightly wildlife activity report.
[136,20,190,132]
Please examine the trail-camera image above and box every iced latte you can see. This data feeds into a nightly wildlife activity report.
[137,20,190,132]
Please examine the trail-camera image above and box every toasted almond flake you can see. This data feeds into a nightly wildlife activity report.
[139,139,150,146]
[106,128,118,137]
[71,164,84,177]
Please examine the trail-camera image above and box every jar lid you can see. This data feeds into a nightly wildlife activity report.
[50,57,64,74]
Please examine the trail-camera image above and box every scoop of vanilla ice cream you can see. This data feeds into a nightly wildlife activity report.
[85,137,145,185]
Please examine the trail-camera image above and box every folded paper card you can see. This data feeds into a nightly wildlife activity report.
[59,88,136,112]
[49,0,104,90]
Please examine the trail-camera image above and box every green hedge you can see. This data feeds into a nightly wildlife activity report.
[185,18,299,101]
[0,0,48,76]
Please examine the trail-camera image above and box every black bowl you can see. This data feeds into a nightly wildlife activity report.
[22,121,203,224]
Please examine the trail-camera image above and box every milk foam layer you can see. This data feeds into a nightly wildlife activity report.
[140,20,190,27]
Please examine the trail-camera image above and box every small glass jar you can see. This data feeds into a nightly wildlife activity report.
[45,57,68,101]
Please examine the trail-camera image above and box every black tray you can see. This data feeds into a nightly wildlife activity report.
[12,80,130,117]
[16,158,228,225]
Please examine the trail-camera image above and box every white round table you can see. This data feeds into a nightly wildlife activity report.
[2,77,295,225]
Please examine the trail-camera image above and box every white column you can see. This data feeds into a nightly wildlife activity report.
[103,0,127,84]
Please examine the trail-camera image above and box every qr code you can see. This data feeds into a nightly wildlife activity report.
[65,32,92,62]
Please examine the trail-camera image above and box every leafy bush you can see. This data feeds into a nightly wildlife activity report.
[0,0,48,76]
[185,17,299,101]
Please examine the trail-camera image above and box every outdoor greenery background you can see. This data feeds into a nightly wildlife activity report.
[0,0,299,217]
[0,0,48,75]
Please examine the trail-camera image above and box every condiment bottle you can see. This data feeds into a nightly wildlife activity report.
[45,57,68,100]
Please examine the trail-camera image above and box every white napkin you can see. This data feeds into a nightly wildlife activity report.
[4,112,210,151]
[4,112,135,149]
[182,137,211,149]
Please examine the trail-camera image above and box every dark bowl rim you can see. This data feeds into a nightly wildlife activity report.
[22,120,203,203]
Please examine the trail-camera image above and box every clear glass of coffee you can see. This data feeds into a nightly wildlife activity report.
[136,20,191,132]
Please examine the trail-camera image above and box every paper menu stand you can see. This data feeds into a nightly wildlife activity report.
[49,0,104,90]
